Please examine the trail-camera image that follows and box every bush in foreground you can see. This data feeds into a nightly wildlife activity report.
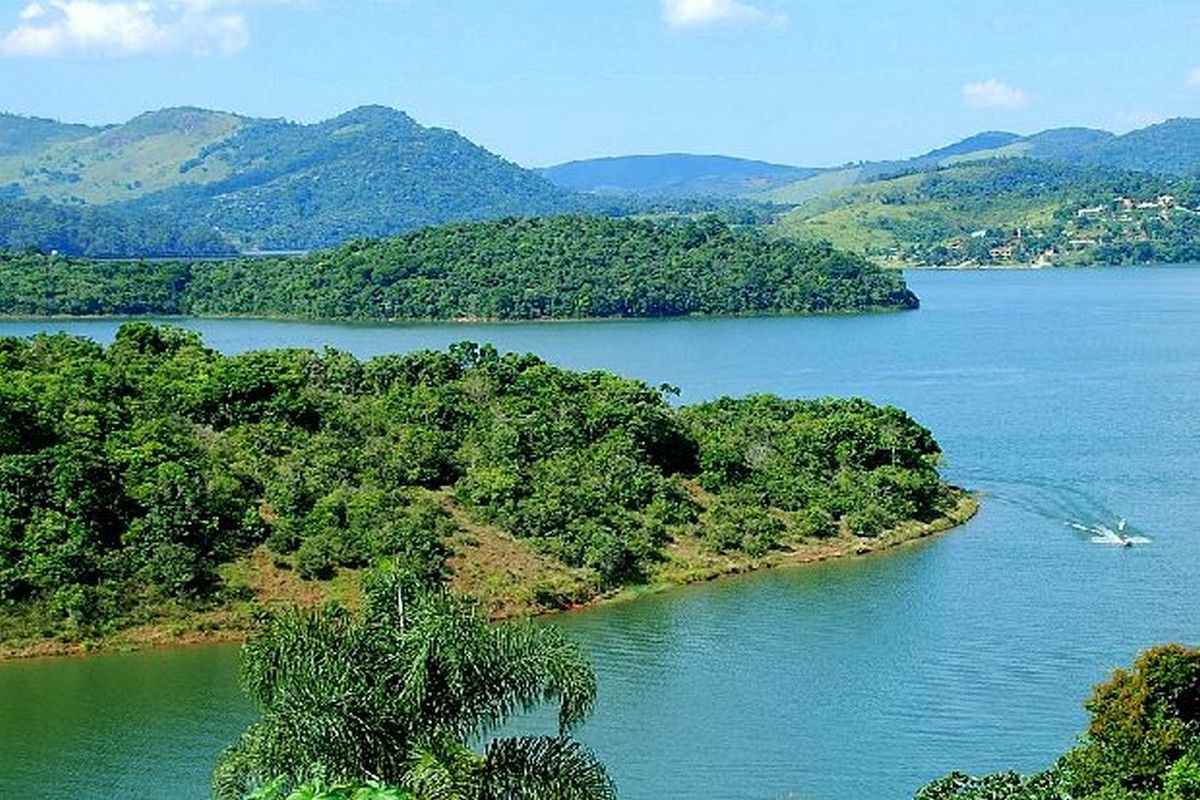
[917,644,1200,800]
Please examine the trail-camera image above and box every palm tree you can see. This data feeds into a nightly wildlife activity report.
[213,571,615,800]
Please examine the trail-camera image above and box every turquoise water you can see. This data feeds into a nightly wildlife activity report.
[1,267,1199,799]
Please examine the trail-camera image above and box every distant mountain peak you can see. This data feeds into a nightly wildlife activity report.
[330,105,420,128]
[124,106,242,130]
[100,107,244,148]
[538,153,818,197]
[917,131,1022,162]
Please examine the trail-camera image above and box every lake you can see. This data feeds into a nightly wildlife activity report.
[1,267,1198,799]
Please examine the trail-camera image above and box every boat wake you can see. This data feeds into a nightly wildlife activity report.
[1067,520,1151,547]
[956,473,1151,547]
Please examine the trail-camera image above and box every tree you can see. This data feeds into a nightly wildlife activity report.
[915,643,1200,800]
[1063,643,1200,797]
[214,570,616,800]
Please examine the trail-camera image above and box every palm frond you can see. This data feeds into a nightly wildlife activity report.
[480,736,616,800]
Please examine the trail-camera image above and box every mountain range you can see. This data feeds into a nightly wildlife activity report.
[539,120,1200,202]
[2,105,1199,259]
[536,119,1200,266]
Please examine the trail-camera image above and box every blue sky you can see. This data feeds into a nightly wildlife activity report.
[2,0,1200,167]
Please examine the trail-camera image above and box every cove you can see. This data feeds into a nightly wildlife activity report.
[1,267,1199,799]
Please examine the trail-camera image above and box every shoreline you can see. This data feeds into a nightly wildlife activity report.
[0,303,915,326]
[0,490,978,662]
[896,261,1200,271]
[592,488,979,610]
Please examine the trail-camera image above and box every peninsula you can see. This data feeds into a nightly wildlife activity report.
[0,325,972,658]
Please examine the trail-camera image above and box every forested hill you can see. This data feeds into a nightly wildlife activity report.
[0,216,919,320]
[754,120,1200,208]
[0,197,234,258]
[0,106,581,250]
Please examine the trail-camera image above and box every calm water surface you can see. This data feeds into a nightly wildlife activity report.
[2,267,1199,799]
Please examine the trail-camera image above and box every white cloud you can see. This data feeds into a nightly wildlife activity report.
[1188,67,1200,88]
[18,3,47,21]
[961,79,1030,111]
[0,0,256,57]
[661,0,782,30]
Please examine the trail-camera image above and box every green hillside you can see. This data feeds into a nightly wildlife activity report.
[0,107,244,203]
[128,106,581,249]
[773,159,1200,266]
[0,106,580,250]
[755,167,866,205]
[754,132,1038,205]
[755,121,1196,209]
[1067,118,1200,175]
[934,122,1200,175]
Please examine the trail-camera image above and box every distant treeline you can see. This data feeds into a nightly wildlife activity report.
[0,197,234,258]
[0,216,918,319]
[0,325,951,641]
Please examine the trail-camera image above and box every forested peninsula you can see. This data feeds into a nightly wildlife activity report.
[0,325,970,656]
[0,216,918,320]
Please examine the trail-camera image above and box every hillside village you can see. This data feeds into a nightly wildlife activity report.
[924,194,1198,268]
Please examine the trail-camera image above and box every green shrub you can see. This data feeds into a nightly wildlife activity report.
[700,498,785,557]
[296,535,337,581]
[1165,751,1200,799]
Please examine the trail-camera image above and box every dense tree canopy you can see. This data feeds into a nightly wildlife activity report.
[681,395,945,539]
[0,325,952,644]
[0,216,918,320]
[0,197,234,258]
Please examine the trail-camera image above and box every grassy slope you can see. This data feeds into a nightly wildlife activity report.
[0,486,977,659]
[939,141,1032,166]
[754,147,1041,207]
[751,126,1134,209]
[754,167,865,204]
[770,163,1072,259]
[752,135,1030,206]
[0,110,242,204]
